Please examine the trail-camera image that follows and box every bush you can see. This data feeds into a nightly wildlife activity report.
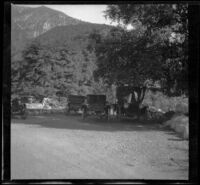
[175,103,188,114]
[143,90,188,113]
[163,114,189,140]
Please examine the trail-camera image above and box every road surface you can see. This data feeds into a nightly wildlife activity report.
[11,114,188,179]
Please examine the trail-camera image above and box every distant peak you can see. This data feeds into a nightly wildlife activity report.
[36,5,54,11]
[38,5,49,9]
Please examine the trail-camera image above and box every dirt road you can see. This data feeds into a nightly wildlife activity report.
[11,114,188,179]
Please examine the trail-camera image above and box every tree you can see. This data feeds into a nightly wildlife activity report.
[104,4,188,96]
[11,40,106,99]
[11,41,77,99]
[88,4,188,111]
[89,27,161,108]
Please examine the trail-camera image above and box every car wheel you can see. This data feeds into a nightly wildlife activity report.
[82,107,87,120]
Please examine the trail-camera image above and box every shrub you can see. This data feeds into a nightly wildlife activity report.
[163,114,189,140]
[143,90,188,113]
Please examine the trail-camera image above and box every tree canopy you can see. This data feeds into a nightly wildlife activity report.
[12,42,93,99]
[89,4,188,98]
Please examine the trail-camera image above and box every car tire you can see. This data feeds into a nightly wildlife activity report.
[82,107,87,120]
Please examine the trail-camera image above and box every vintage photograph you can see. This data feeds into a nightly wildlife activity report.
[10,4,189,179]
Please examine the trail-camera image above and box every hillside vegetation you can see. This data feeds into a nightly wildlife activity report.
[11,4,188,121]
[11,5,112,99]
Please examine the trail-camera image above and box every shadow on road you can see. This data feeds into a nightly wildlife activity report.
[168,138,185,141]
[11,114,179,136]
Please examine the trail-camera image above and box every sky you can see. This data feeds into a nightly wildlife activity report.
[19,4,118,26]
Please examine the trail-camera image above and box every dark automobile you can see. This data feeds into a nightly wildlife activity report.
[81,94,110,120]
[11,97,27,119]
[66,95,85,114]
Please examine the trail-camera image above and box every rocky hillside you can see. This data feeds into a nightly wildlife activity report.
[11,5,83,39]
[11,5,111,59]
[34,23,110,51]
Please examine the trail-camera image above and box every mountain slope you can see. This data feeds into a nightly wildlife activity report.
[12,5,83,39]
[34,23,111,51]
[11,5,111,59]
[11,5,82,58]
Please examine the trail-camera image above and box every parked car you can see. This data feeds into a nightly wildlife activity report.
[11,97,27,119]
[81,94,110,120]
[66,95,85,114]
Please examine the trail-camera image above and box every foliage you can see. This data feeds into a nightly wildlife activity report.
[12,41,75,99]
[90,27,163,86]
[11,17,112,100]
[143,89,188,112]
[86,4,188,111]
[88,26,164,107]
[104,4,188,96]
[11,36,110,100]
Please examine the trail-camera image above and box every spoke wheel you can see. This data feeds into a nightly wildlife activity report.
[82,107,87,120]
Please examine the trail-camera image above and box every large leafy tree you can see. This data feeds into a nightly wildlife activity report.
[88,4,188,109]
[89,27,160,107]
[104,4,188,96]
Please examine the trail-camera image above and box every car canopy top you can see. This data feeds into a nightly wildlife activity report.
[86,95,106,105]
[68,95,85,104]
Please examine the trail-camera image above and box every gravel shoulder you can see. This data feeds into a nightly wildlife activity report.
[11,114,188,179]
